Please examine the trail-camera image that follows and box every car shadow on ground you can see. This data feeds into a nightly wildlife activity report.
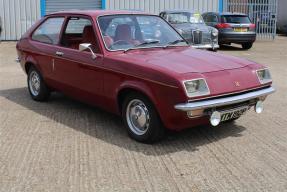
[0,87,247,156]
[218,44,246,51]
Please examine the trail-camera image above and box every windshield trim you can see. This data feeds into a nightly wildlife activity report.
[96,14,187,52]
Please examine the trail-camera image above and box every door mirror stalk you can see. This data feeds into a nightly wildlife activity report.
[79,43,97,59]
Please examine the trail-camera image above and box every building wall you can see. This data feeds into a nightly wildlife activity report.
[45,0,102,14]
[105,0,220,14]
[0,0,223,40]
[0,0,41,40]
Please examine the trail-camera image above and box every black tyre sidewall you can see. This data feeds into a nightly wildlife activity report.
[122,93,165,143]
[27,66,50,101]
[242,42,253,50]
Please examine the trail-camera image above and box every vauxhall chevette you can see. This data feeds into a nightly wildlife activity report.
[16,10,275,143]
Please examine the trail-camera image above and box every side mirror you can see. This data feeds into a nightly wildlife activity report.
[79,43,97,59]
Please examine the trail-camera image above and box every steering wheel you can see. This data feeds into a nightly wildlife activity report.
[112,40,132,46]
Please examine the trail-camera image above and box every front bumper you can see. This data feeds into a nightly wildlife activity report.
[192,43,219,50]
[174,86,275,111]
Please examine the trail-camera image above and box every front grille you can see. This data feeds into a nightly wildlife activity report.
[192,30,202,44]
[202,32,212,44]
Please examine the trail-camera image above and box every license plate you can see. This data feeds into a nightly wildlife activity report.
[234,28,248,32]
[220,106,249,122]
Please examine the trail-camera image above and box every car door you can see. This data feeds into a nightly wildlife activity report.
[30,16,66,82]
[53,16,104,102]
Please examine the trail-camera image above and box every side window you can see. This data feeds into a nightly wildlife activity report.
[60,17,100,53]
[210,14,218,23]
[65,18,91,34]
[32,17,65,44]
[160,13,167,20]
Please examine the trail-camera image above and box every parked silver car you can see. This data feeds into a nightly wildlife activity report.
[160,10,219,51]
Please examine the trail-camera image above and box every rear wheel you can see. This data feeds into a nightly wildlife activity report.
[242,42,253,50]
[27,66,50,101]
[122,93,165,143]
[208,48,218,52]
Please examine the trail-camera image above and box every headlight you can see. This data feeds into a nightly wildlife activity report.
[256,68,272,84]
[183,78,210,98]
[212,29,218,36]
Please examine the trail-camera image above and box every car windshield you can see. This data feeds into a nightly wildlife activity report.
[167,12,205,24]
[221,15,251,24]
[97,15,187,51]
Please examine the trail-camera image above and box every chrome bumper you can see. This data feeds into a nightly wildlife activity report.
[192,44,219,49]
[175,86,275,111]
[15,57,20,63]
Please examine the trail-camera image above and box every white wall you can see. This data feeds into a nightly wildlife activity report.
[105,0,219,14]
[0,0,41,40]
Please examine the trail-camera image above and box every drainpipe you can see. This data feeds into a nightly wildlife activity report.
[40,0,46,17]
[219,0,224,13]
[102,0,106,9]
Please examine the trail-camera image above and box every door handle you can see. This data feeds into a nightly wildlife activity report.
[55,51,64,56]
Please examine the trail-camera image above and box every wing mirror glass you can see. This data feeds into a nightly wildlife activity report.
[79,43,97,59]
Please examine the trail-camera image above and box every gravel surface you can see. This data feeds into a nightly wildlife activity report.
[0,37,287,192]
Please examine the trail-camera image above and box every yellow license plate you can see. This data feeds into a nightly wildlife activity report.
[234,28,248,32]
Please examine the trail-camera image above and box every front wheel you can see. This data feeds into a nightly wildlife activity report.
[242,42,253,50]
[27,66,50,101]
[122,93,165,143]
[208,48,218,52]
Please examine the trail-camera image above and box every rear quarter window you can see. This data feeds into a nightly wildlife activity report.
[221,15,251,24]
[32,17,65,44]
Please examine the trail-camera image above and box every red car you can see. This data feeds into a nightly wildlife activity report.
[16,10,274,143]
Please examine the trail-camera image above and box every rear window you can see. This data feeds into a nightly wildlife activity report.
[221,15,251,24]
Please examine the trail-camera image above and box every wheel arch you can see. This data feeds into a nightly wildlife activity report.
[116,82,159,115]
[24,55,42,74]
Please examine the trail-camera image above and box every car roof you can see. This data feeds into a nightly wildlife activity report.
[161,10,200,14]
[204,12,248,16]
[47,9,153,17]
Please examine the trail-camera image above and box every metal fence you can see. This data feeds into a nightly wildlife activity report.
[223,0,278,39]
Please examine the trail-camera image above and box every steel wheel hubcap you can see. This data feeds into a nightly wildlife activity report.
[29,71,41,96]
[126,99,150,136]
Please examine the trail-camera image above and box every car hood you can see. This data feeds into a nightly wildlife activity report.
[111,47,255,74]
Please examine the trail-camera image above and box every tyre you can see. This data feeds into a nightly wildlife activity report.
[27,66,50,101]
[208,48,218,52]
[241,42,253,50]
[122,93,165,143]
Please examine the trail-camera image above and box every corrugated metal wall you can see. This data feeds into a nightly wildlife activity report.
[105,0,219,14]
[0,0,41,40]
[46,0,102,14]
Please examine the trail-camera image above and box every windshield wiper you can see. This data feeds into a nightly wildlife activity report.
[135,40,160,47]
[124,40,160,53]
[164,39,188,48]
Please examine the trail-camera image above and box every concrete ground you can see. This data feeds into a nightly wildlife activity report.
[0,37,287,192]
